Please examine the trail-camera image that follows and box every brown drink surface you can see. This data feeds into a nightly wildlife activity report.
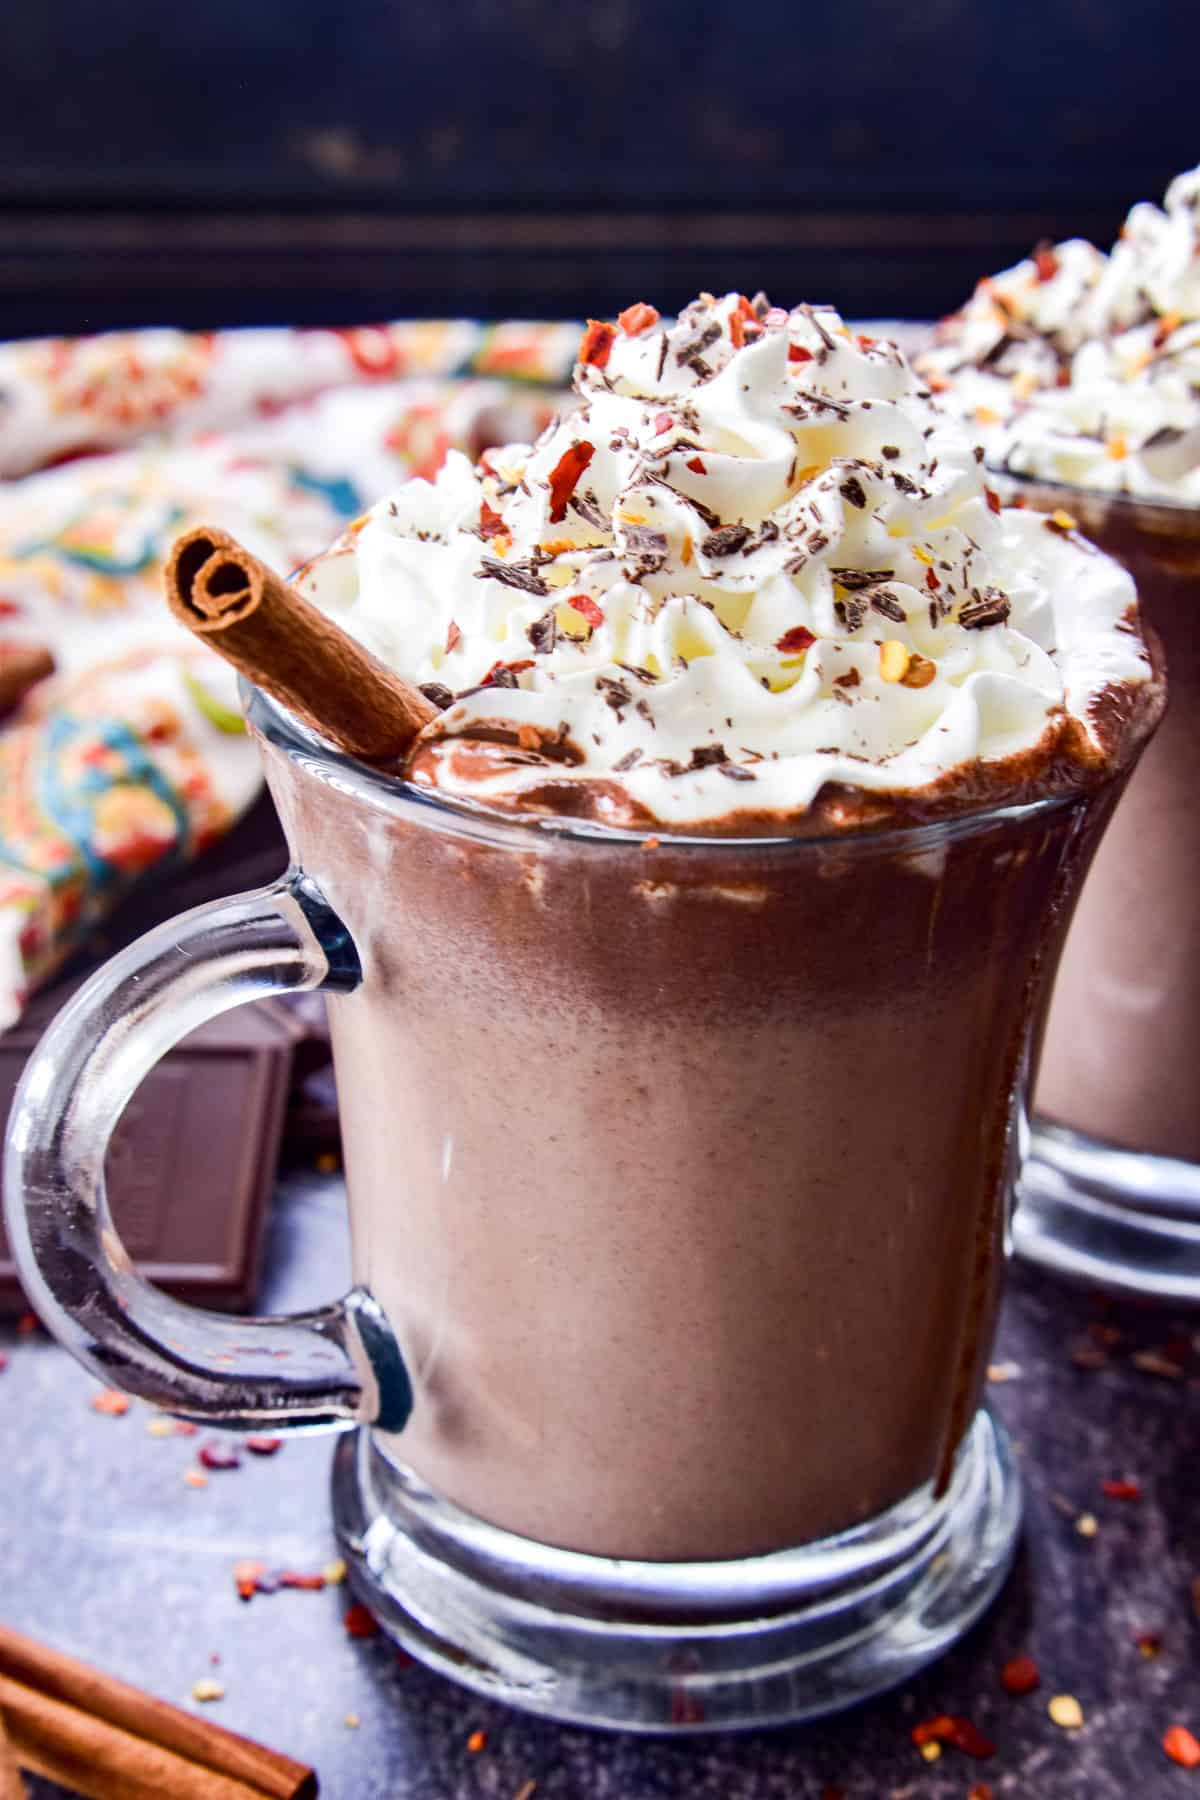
[1029,494,1200,1164]
[268,735,1106,1559]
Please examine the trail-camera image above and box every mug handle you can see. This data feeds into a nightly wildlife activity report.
[3,872,413,1434]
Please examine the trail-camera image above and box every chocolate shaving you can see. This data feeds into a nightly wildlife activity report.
[798,303,837,353]
[596,675,633,715]
[620,525,669,567]
[675,322,722,368]
[958,587,1011,629]
[829,567,894,591]
[869,590,907,623]
[891,471,918,495]
[528,608,559,653]
[418,682,454,709]
[701,523,751,557]
[655,333,669,382]
[834,667,861,688]
[717,761,757,781]
[838,476,868,509]
[568,491,607,531]
[689,743,727,768]
[613,746,644,772]
[789,390,852,419]
[476,557,549,596]
[880,445,900,460]
[834,597,866,632]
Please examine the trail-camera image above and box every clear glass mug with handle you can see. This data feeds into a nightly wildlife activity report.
[4,682,1131,1731]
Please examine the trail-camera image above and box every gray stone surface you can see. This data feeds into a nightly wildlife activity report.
[2,1170,1197,1799]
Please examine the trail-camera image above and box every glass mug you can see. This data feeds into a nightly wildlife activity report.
[4,685,1127,1730]
[1001,478,1200,1304]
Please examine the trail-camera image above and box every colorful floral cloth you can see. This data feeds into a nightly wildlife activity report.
[0,320,579,1024]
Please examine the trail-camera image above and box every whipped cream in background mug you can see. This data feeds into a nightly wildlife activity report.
[920,164,1200,503]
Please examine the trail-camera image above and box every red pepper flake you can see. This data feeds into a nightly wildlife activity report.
[856,333,876,350]
[685,455,707,475]
[654,411,674,434]
[925,567,941,592]
[343,1602,380,1639]
[173,1420,198,1437]
[1100,1477,1141,1500]
[90,1389,130,1416]
[912,1715,995,1758]
[233,1559,266,1601]
[617,302,659,336]
[280,1570,326,1591]
[985,487,1002,515]
[445,620,461,655]
[466,1729,487,1753]
[1033,241,1060,283]
[776,625,816,653]
[578,320,616,369]
[567,595,605,631]
[968,1786,994,1800]
[788,343,814,364]
[1164,1726,1200,1769]
[245,1435,283,1457]
[1000,1652,1041,1695]
[478,501,507,540]
[1134,1630,1162,1658]
[198,1440,241,1471]
[547,441,596,522]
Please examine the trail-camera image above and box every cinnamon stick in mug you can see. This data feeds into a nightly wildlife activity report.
[165,525,436,763]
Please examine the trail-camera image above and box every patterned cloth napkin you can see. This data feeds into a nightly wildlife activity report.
[0,320,579,1024]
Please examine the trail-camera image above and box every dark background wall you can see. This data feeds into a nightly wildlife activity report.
[0,0,1193,336]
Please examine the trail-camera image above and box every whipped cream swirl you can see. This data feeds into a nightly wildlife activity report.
[921,165,1200,503]
[296,293,1156,830]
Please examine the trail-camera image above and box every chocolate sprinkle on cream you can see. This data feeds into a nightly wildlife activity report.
[476,557,550,596]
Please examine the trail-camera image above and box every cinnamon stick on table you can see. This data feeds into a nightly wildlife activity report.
[165,524,436,764]
[0,1622,315,1800]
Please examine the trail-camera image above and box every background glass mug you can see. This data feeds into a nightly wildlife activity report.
[5,684,1125,1731]
[1001,479,1200,1304]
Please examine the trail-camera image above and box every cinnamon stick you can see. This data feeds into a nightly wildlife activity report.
[0,1706,25,1800]
[0,1625,315,1799]
[0,643,54,719]
[165,524,436,763]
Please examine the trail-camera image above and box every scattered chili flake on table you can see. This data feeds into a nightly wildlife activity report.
[968,1785,993,1800]
[1163,1725,1200,1769]
[788,344,814,364]
[466,1729,488,1753]
[343,1603,380,1640]
[1132,1350,1184,1380]
[89,1389,130,1416]
[344,1713,360,1729]
[1135,1630,1162,1658]
[1048,1694,1084,1730]
[145,1416,173,1438]
[987,1361,1022,1383]
[245,1435,283,1456]
[184,1469,209,1489]
[912,1715,995,1758]
[1100,1477,1141,1500]
[198,1440,241,1471]
[1000,1652,1041,1695]
[233,1559,266,1601]
[280,1570,326,1591]
[686,456,706,474]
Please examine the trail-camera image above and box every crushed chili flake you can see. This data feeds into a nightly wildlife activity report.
[788,344,814,364]
[856,333,876,350]
[968,1786,993,1800]
[90,1389,130,1416]
[343,1603,380,1639]
[280,1570,326,1591]
[184,1468,209,1489]
[1134,1630,1162,1658]
[246,1435,283,1457]
[1047,1694,1084,1730]
[173,1420,198,1437]
[985,487,1002,515]
[1100,1477,1141,1500]
[466,1729,487,1753]
[567,595,605,631]
[617,302,659,336]
[1164,1725,1200,1769]
[912,1715,995,1758]
[578,320,616,368]
[1033,241,1060,283]
[479,501,507,540]
[547,441,596,522]
[1000,1652,1041,1694]
[686,455,707,474]
[729,312,746,349]
[1132,1350,1184,1379]
[654,411,674,434]
[924,567,941,592]
[234,1559,266,1601]
[198,1440,241,1471]
[776,625,816,653]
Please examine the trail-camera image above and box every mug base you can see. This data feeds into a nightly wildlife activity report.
[330,1408,1020,1732]
[1016,1122,1200,1305]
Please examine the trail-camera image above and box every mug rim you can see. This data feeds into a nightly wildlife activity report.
[245,681,1092,861]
